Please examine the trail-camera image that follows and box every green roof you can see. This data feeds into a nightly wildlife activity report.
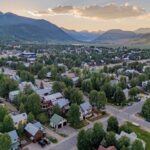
[50,114,65,125]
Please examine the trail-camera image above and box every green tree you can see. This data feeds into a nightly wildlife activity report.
[37,113,49,124]
[89,90,98,106]
[68,104,80,127]
[77,130,87,150]
[0,76,18,97]
[52,104,61,115]
[129,87,139,100]
[27,112,35,122]
[17,122,24,137]
[52,81,66,93]
[107,116,119,133]
[0,133,11,150]
[70,88,83,104]
[0,106,8,122]
[26,93,41,116]
[105,132,117,147]
[19,70,35,83]
[19,103,25,113]
[131,140,144,150]
[3,115,14,132]
[141,99,150,120]
[82,79,93,93]
[92,123,105,148]
[102,83,115,100]
[96,91,107,109]
[113,87,126,105]
[117,136,130,150]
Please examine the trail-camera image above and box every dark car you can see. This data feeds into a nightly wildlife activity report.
[146,118,150,122]
[38,139,47,147]
[43,137,51,145]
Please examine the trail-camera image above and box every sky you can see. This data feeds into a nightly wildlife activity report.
[1,0,150,31]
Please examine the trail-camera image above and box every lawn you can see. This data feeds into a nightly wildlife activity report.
[126,122,150,150]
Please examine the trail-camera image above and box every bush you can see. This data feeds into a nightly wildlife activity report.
[37,113,49,124]
[48,136,58,143]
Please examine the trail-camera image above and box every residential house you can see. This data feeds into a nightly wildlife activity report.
[35,88,52,98]
[52,98,70,113]
[61,72,79,85]
[25,123,44,142]
[110,79,119,86]
[80,102,92,118]
[9,90,20,102]
[33,121,46,134]
[19,81,37,92]
[7,130,20,150]
[46,72,51,78]
[50,114,67,129]
[98,145,117,150]
[10,113,27,128]
[116,131,146,149]
[42,92,63,110]
[142,81,149,89]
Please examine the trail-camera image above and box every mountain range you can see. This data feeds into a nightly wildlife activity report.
[0,12,74,43]
[0,12,150,46]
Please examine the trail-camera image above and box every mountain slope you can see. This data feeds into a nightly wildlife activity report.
[0,12,74,43]
[94,29,138,44]
[62,28,103,41]
[135,28,150,34]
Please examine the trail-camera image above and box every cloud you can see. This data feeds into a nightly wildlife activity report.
[28,3,146,19]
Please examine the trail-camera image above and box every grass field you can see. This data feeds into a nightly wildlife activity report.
[126,122,150,150]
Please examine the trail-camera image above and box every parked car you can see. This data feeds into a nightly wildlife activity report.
[43,137,50,145]
[38,139,47,147]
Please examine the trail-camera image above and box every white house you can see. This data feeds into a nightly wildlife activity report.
[9,90,20,102]
[80,102,92,118]
[10,113,27,128]
[116,131,146,149]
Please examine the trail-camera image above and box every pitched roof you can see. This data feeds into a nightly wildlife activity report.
[35,88,52,97]
[11,113,27,124]
[53,98,69,108]
[33,122,44,130]
[7,130,19,144]
[25,123,39,136]
[9,90,20,96]
[44,93,63,102]
[80,101,92,113]
[50,114,65,125]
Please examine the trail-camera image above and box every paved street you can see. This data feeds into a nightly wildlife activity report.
[50,98,150,150]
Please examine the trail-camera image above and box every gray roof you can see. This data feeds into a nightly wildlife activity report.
[11,113,27,124]
[25,123,39,136]
[50,114,66,125]
[9,90,20,96]
[8,130,19,144]
[80,101,92,113]
[44,92,63,102]
[35,88,52,97]
[53,98,69,108]
[33,122,44,130]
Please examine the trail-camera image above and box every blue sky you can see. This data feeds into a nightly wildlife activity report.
[1,0,150,31]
